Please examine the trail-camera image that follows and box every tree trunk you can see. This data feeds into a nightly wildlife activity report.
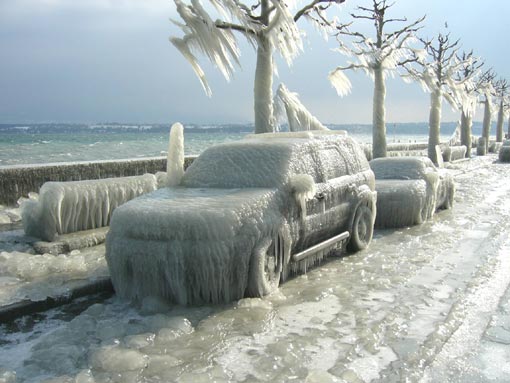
[428,88,442,164]
[253,35,275,134]
[482,97,492,152]
[372,66,387,159]
[460,109,472,158]
[496,99,504,142]
[508,114,510,140]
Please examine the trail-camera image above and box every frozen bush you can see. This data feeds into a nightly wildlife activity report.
[499,146,510,162]
[22,174,158,241]
[443,146,467,162]
[477,137,487,156]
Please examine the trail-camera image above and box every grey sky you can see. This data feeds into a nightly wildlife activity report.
[1,0,509,125]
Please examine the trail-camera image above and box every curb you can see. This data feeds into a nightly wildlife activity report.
[0,277,114,323]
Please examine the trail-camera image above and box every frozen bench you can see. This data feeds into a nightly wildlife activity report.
[22,174,160,242]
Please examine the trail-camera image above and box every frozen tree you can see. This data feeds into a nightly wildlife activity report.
[170,0,346,134]
[328,0,424,159]
[479,69,497,152]
[494,79,509,142]
[455,51,483,158]
[403,33,469,164]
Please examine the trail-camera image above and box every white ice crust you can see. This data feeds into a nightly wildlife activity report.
[106,132,371,304]
[274,84,328,132]
[22,174,158,242]
[370,157,454,228]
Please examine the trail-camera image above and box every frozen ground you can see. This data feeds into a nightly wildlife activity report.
[1,154,510,382]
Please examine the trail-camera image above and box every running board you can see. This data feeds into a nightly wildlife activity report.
[291,231,350,263]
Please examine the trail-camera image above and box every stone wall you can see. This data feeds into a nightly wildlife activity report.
[0,156,197,206]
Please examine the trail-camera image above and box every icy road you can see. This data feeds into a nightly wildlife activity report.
[1,154,510,383]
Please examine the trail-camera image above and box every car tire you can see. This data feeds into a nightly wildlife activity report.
[348,205,374,252]
[247,236,281,297]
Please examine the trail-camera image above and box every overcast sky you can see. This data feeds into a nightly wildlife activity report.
[1,0,509,125]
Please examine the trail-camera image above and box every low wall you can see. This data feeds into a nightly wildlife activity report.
[0,156,197,206]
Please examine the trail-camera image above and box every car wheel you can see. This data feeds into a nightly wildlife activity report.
[348,205,374,252]
[247,236,282,297]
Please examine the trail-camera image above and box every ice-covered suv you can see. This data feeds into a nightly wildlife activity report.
[106,131,376,304]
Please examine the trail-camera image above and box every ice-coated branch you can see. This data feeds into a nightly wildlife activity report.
[274,83,328,131]
[294,0,345,22]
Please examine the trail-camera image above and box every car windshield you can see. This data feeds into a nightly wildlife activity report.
[181,141,310,189]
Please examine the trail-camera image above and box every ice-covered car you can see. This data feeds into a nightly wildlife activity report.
[370,157,455,228]
[106,131,376,304]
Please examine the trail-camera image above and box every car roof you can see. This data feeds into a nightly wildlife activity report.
[370,157,436,180]
[181,131,366,189]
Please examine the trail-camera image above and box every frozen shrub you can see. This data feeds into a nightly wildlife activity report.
[477,137,487,156]
[22,174,158,241]
[499,146,510,162]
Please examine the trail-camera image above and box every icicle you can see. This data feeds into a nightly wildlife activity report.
[166,123,185,187]
[328,69,352,97]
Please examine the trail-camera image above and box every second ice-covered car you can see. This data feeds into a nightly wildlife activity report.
[106,131,376,304]
[370,157,455,228]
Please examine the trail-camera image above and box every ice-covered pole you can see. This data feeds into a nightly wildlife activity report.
[166,122,185,187]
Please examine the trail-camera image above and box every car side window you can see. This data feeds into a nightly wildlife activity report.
[291,151,324,183]
[318,147,348,180]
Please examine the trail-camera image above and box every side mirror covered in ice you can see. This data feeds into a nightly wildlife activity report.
[288,174,316,220]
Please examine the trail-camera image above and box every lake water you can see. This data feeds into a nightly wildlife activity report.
[0,122,471,166]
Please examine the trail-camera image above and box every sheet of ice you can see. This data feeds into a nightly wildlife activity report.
[22,174,158,241]
[4,155,510,383]
[166,122,185,187]
[0,245,108,306]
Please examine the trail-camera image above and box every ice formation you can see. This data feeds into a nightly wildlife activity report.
[288,173,316,220]
[170,0,306,133]
[499,141,510,162]
[4,154,510,383]
[370,157,454,228]
[106,132,375,304]
[477,137,487,156]
[166,123,185,187]
[274,84,328,132]
[0,157,167,207]
[403,34,476,163]
[373,179,427,228]
[329,5,424,159]
[22,174,158,242]
[442,145,467,162]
